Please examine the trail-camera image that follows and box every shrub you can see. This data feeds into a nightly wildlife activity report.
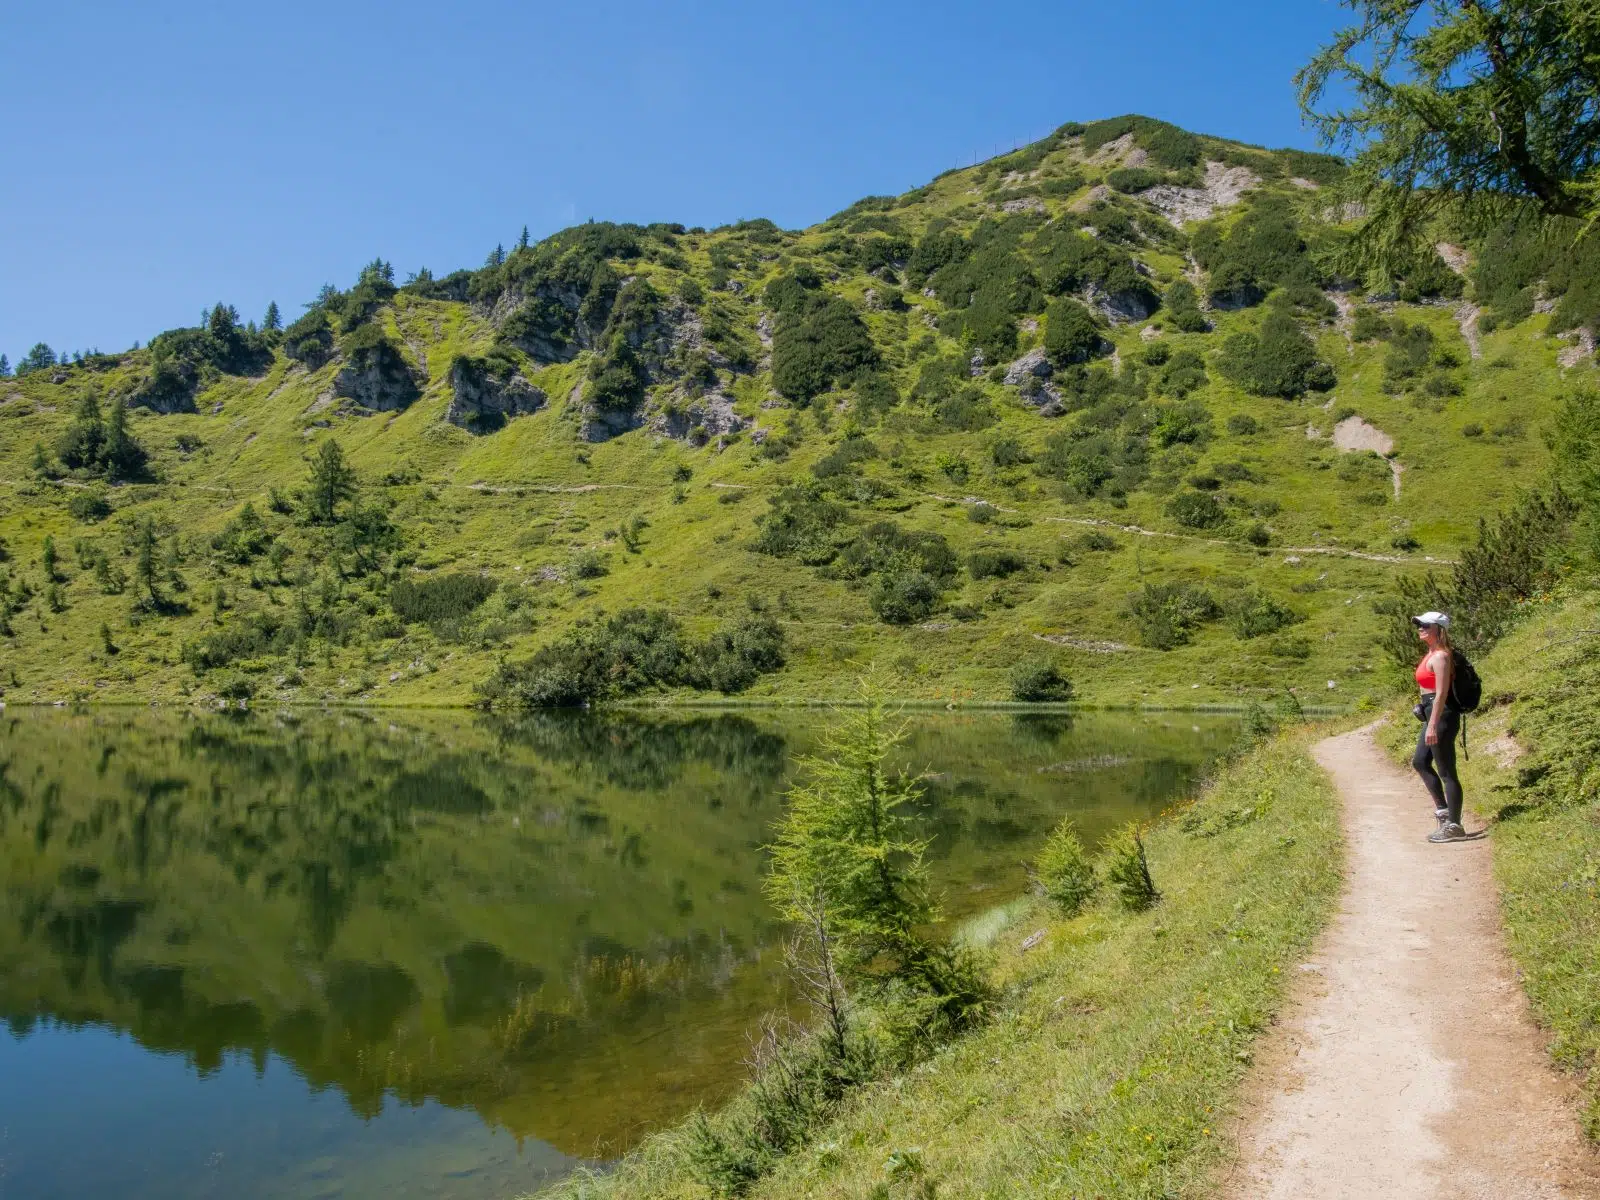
[1035,818,1097,914]
[1077,530,1118,552]
[1128,582,1221,649]
[835,522,957,581]
[1106,167,1166,194]
[1192,196,1317,306]
[390,572,498,624]
[1103,823,1160,911]
[990,436,1030,467]
[870,566,939,624]
[1043,298,1107,365]
[693,615,787,693]
[1217,310,1335,397]
[1166,489,1226,529]
[1351,306,1391,342]
[68,487,112,523]
[753,484,851,564]
[478,608,787,707]
[1225,413,1260,436]
[771,291,880,402]
[1225,588,1302,639]
[968,548,1026,579]
[1164,279,1209,332]
[1010,660,1073,702]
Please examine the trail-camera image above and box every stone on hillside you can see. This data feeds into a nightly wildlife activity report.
[1142,161,1261,227]
[447,357,546,433]
[649,391,749,444]
[1004,347,1053,386]
[1088,282,1158,324]
[969,349,987,377]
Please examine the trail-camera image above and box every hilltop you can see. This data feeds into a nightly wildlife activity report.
[0,113,1591,708]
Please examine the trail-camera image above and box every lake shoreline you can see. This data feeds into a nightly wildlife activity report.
[532,719,1349,1199]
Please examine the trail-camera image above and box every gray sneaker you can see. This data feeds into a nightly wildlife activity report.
[1428,822,1468,843]
[1434,808,1449,830]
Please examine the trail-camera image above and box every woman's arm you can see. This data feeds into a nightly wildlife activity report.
[1427,649,1453,744]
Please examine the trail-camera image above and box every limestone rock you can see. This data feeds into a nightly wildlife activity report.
[446,358,546,433]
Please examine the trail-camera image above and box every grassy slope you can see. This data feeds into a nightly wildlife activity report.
[1379,588,1600,1139]
[535,729,1341,1199]
[0,128,1581,708]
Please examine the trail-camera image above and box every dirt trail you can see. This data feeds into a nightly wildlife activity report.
[1225,723,1600,1199]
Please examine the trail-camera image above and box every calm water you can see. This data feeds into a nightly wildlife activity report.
[0,707,1235,1199]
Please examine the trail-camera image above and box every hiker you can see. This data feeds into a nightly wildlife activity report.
[1412,611,1466,842]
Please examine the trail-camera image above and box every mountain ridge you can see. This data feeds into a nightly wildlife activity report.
[0,113,1584,707]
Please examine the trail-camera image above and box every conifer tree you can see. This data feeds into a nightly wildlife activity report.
[41,535,59,582]
[56,391,105,470]
[517,225,530,251]
[133,519,160,606]
[0,354,10,376]
[103,397,147,481]
[263,301,282,331]
[305,440,357,524]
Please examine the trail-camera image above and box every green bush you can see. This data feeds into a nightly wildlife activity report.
[1128,582,1221,649]
[1010,660,1073,702]
[68,486,112,523]
[1217,310,1335,397]
[1035,818,1097,914]
[282,308,336,367]
[1106,167,1166,194]
[752,484,852,564]
[770,289,879,402]
[478,608,786,706]
[1192,197,1318,307]
[968,548,1026,579]
[1164,279,1209,332]
[391,572,499,624]
[870,566,940,624]
[1225,588,1302,639]
[1043,298,1107,365]
[835,521,957,581]
[1225,413,1260,436]
[1166,489,1226,529]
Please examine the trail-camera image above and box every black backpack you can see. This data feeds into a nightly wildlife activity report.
[1449,649,1482,714]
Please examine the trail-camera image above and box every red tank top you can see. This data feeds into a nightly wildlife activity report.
[1416,656,1437,690]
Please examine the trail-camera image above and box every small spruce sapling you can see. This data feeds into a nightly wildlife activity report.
[1104,822,1161,911]
[1035,818,1098,915]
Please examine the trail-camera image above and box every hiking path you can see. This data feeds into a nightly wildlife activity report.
[1223,721,1600,1199]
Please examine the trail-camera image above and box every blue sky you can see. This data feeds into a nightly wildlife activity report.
[0,1,1347,360]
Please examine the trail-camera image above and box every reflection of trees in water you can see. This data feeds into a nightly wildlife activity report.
[0,709,805,1145]
[0,709,1230,1153]
[481,710,788,794]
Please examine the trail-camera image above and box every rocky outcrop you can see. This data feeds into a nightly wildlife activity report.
[1142,161,1261,227]
[648,390,749,444]
[332,334,422,411]
[1003,347,1053,387]
[1087,281,1159,323]
[446,356,546,433]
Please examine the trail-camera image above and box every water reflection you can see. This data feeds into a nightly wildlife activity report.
[0,707,1233,1197]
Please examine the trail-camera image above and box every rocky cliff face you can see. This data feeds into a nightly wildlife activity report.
[447,357,546,432]
[332,336,421,411]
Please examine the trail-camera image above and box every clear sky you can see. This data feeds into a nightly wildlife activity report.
[0,1,1348,361]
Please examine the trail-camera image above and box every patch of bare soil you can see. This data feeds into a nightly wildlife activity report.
[1223,724,1600,1200]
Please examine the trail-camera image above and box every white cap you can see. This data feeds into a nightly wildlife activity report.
[1411,611,1450,628]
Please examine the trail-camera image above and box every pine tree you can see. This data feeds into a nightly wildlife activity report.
[133,519,161,606]
[103,397,147,481]
[0,354,9,376]
[18,343,56,375]
[305,440,357,524]
[41,535,59,582]
[517,225,530,251]
[263,301,282,332]
[56,391,105,470]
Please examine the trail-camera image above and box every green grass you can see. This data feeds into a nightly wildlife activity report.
[1379,588,1600,1138]
[534,727,1342,1199]
[0,120,1582,710]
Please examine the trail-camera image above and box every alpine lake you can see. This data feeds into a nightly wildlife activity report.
[0,705,1238,1199]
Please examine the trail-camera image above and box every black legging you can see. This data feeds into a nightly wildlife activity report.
[1412,695,1462,824]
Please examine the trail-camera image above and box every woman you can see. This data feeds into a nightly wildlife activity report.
[1412,611,1466,842]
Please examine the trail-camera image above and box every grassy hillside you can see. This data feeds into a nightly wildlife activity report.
[0,114,1589,708]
